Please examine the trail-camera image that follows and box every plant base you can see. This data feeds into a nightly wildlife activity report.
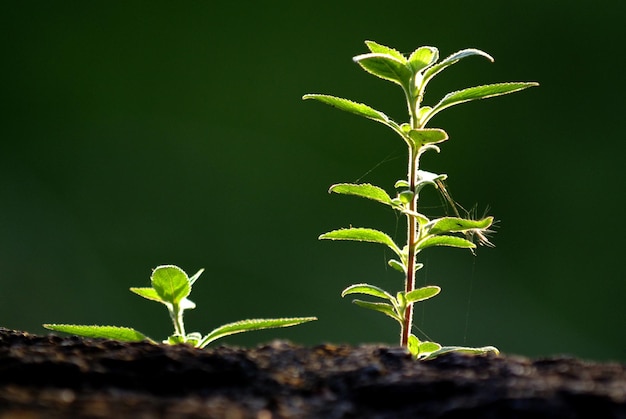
[1,328,624,418]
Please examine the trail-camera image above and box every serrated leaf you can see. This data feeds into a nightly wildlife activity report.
[302,94,390,124]
[320,228,402,257]
[351,300,402,323]
[408,128,448,147]
[425,82,539,123]
[43,324,150,342]
[422,48,494,84]
[428,216,493,235]
[151,265,190,305]
[405,286,441,303]
[408,46,439,74]
[416,235,476,251]
[353,53,412,90]
[329,183,392,205]
[129,287,164,303]
[341,283,395,302]
[197,317,317,348]
[364,40,406,62]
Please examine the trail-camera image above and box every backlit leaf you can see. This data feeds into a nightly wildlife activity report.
[129,287,163,303]
[43,324,150,343]
[421,345,499,360]
[353,53,412,90]
[351,300,402,323]
[405,286,441,303]
[302,94,389,123]
[426,82,539,123]
[428,217,493,235]
[408,128,448,147]
[329,183,392,205]
[416,235,475,251]
[151,265,190,305]
[408,46,439,74]
[341,283,395,302]
[364,40,406,62]
[422,48,494,84]
[320,228,402,256]
[198,317,317,348]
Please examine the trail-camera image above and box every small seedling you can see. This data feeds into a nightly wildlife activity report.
[304,40,537,359]
[44,265,316,348]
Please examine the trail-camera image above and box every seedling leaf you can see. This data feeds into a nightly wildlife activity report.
[130,287,164,303]
[364,40,406,62]
[408,46,439,74]
[353,53,412,90]
[198,317,317,348]
[43,324,150,342]
[302,94,389,123]
[426,82,539,122]
[188,268,205,286]
[428,216,493,235]
[151,265,190,304]
[408,128,448,147]
[421,345,500,360]
[320,228,402,257]
[417,235,476,251]
[342,283,395,301]
[329,183,393,205]
[351,300,402,323]
[422,48,494,84]
[405,286,441,303]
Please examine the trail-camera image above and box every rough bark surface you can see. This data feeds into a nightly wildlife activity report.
[0,328,624,418]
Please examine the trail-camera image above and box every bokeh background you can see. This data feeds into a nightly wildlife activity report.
[2,2,624,361]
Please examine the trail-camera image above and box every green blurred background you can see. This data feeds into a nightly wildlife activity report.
[1,2,624,361]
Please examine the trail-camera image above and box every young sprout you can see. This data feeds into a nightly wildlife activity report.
[45,265,316,348]
[304,40,537,359]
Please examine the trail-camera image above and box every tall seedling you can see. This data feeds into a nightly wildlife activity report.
[304,41,537,359]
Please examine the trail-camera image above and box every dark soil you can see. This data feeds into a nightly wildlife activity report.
[0,328,624,418]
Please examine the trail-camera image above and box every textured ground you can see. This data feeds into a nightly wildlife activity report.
[0,328,625,418]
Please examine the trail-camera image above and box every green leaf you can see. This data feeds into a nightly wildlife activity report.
[422,48,494,84]
[43,324,150,343]
[353,53,412,90]
[407,334,421,356]
[428,216,493,236]
[302,94,389,123]
[405,286,441,303]
[320,228,402,257]
[329,183,392,205]
[426,82,539,122]
[151,265,191,305]
[129,287,164,303]
[388,259,406,273]
[408,46,439,74]
[419,341,442,354]
[408,128,448,147]
[421,345,499,360]
[351,300,402,323]
[188,268,205,286]
[197,317,317,348]
[341,283,395,302]
[416,235,476,251]
[364,40,406,62]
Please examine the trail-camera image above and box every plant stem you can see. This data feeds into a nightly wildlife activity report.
[169,304,185,337]
[401,88,421,347]
[402,147,420,346]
